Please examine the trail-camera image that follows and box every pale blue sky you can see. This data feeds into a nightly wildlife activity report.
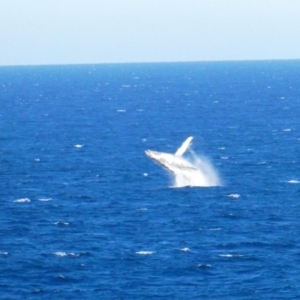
[0,0,300,66]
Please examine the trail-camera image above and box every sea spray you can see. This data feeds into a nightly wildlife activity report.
[173,150,221,187]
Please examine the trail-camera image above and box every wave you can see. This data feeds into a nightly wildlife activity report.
[135,251,155,255]
[13,198,31,203]
[287,180,300,184]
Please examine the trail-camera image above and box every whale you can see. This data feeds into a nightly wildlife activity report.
[145,137,196,174]
[145,136,221,187]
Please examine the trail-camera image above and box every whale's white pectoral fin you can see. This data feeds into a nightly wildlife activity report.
[145,149,197,173]
[145,137,196,174]
[174,136,193,156]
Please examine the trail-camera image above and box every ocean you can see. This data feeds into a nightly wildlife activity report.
[0,60,300,299]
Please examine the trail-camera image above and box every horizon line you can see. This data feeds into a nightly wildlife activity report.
[0,58,300,68]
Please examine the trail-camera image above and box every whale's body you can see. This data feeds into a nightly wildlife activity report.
[145,137,196,174]
[145,137,220,187]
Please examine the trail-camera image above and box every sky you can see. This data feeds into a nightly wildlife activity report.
[0,0,300,66]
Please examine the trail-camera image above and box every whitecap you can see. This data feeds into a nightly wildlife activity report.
[117,109,126,113]
[54,252,68,257]
[74,144,84,148]
[34,158,40,162]
[219,254,233,257]
[283,129,291,132]
[143,173,148,176]
[228,194,240,199]
[197,264,211,268]
[53,222,69,226]
[199,227,221,231]
[218,147,226,150]
[288,180,300,184]
[219,254,243,258]
[221,156,229,160]
[180,247,190,252]
[135,251,155,255]
[0,252,8,255]
[54,251,80,257]
[38,198,52,202]
[14,198,31,203]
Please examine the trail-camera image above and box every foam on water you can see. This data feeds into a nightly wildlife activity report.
[228,194,240,199]
[287,180,300,184]
[197,264,212,268]
[180,247,190,252]
[38,198,52,201]
[135,251,155,255]
[218,254,244,258]
[173,150,221,188]
[199,227,222,231]
[54,252,68,257]
[14,198,31,203]
[53,222,70,226]
[54,252,80,257]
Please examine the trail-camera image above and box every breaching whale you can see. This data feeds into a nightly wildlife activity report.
[145,137,195,174]
[145,137,221,187]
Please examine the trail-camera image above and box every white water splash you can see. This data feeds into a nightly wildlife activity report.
[172,151,221,187]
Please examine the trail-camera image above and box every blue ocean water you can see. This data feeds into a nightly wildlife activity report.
[0,60,300,299]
